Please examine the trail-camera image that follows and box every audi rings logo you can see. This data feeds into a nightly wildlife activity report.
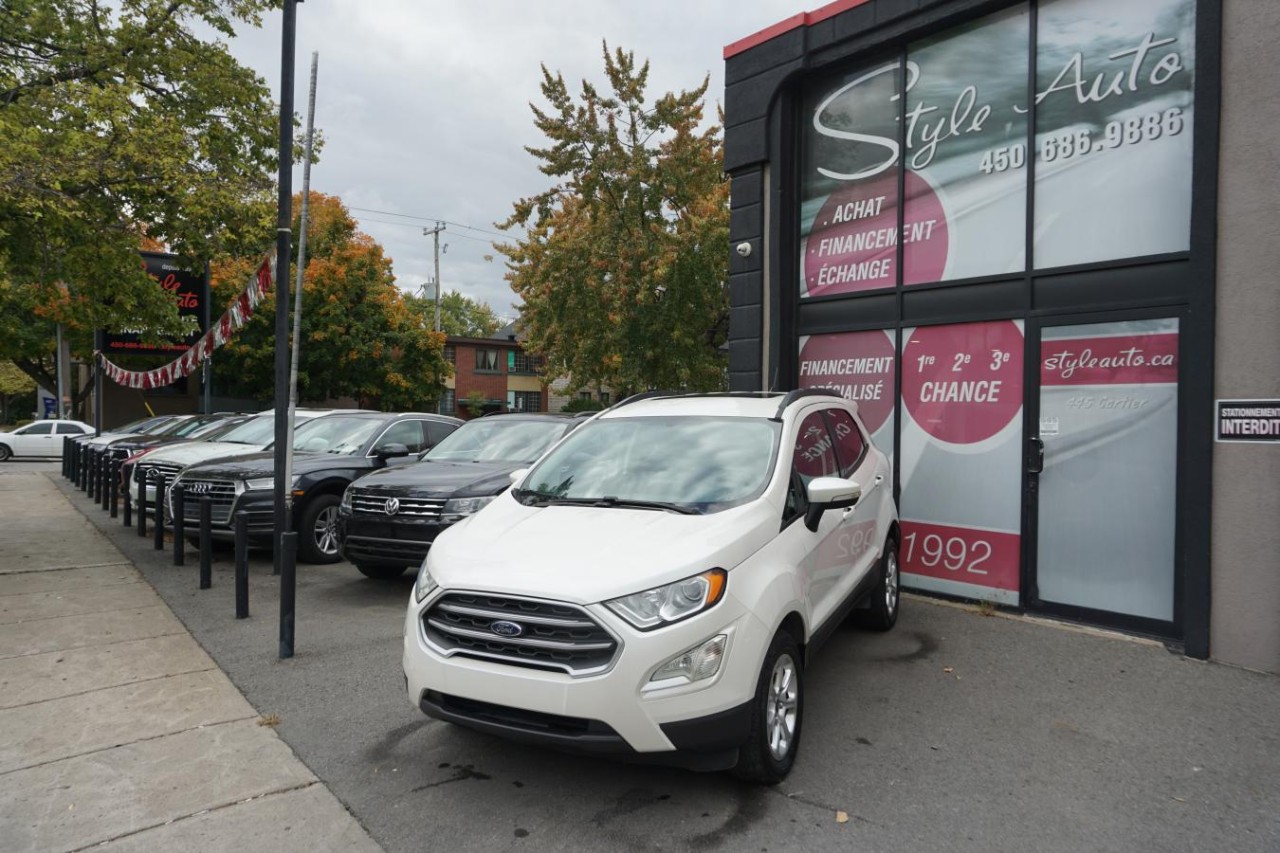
[185,481,213,495]
[489,620,524,637]
[384,497,400,516]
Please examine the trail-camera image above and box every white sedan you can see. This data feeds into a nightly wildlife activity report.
[0,420,95,461]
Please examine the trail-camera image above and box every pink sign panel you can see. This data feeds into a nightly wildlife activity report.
[797,330,896,438]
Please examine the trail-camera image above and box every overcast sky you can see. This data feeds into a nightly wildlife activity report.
[217,1,803,322]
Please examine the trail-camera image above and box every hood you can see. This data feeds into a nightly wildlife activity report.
[87,431,144,446]
[182,451,356,480]
[426,493,779,604]
[352,459,520,499]
[141,440,265,468]
[109,434,191,453]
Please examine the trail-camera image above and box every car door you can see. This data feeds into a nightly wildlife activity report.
[786,408,851,631]
[370,419,426,466]
[822,407,888,602]
[13,422,55,456]
[55,423,87,457]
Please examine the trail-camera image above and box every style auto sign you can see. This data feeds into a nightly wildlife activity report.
[103,252,207,356]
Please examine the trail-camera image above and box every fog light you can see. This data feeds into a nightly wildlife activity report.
[650,634,727,685]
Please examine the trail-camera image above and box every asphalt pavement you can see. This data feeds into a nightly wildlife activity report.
[6,458,1279,852]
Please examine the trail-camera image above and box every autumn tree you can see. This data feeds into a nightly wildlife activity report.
[498,44,730,393]
[405,289,503,338]
[0,361,35,424]
[0,0,282,399]
[211,192,451,410]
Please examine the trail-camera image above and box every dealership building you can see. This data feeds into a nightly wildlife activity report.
[723,0,1277,673]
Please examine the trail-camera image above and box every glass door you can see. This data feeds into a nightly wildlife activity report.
[1026,316,1180,632]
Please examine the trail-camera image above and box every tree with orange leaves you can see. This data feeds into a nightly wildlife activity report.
[210,192,450,410]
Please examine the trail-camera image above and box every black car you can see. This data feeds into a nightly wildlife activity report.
[107,413,251,462]
[169,411,462,563]
[336,413,584,578]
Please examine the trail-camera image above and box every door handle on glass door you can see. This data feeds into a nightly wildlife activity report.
[1027,436,1044,474]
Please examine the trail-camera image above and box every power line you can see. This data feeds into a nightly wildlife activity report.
[348,206,508,240]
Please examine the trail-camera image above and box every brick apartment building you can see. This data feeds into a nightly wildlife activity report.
[441,322,547,418]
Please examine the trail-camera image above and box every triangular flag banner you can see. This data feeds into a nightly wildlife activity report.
[98,250,276,389]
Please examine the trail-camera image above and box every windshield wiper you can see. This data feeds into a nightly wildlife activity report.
[516,492,698,515]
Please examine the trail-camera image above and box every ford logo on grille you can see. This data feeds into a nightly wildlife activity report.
[489,620,524,637]
[384,497,400,516]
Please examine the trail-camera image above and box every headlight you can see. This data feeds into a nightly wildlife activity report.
[414,562,438,603]
[439,495,496,523]
[340,485,353,510]
[605,569,727,630]
[245,475,300,491]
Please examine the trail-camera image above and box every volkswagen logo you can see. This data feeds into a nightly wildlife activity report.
[489,620,524,637]
[384,497,400,516]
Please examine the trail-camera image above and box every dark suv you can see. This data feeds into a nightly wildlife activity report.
[336,413,583,578]
[169,411,461,563]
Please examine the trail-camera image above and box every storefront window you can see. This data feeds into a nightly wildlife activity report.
[1033,0,1195,268]
[797,329,897,459]
[904,4,1029,283]
[898,320,1025,604]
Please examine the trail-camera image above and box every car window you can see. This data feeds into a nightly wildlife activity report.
[792,411,839,483]
[824,408,867,479]
[424,420,456,447]
[55,423,86,435]
[374,420,425,453]
[21,422,54,435]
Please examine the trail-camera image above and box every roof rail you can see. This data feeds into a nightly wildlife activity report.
[609,390,680,411]
[772,388,842,420]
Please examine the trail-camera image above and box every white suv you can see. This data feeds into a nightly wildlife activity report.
[403,391,899,782]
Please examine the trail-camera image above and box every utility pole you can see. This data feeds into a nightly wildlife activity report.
[423,222,446,331]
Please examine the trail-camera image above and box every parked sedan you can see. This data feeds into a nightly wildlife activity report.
[0,419,95,460]
[169,411,462,563]
[336,413,583,578]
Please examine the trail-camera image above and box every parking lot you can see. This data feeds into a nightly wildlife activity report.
[34,465,1280,853]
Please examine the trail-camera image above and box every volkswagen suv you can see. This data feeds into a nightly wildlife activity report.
[402,390,899,783]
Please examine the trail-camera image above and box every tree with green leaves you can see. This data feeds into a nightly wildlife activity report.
[498,44,730,393]
[0,0,282,402]
[0,361,36,424]
[405,289,503,338]
[211,192,451,410]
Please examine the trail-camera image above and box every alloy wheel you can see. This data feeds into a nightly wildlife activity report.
[765,653,799,761]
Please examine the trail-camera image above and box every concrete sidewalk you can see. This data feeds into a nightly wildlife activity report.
[0,470,382,853]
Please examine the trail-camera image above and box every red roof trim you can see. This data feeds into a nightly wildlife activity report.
[724,0,874,59]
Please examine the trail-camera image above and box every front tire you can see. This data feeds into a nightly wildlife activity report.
[0,444,11,462]
[732,630,803,784]
[355,563,408,580]
[297,494,342,564]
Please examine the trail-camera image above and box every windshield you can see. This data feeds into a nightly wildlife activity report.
[215,415,280,445]
[424,419,570,464]
[518,416,780,513]
[136,417,181,435]
[189,416,248,439]
[290,415,382,455]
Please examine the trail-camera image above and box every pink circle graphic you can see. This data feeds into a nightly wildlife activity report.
[903,321,1023,445]
[798,330,896,434]
[804,171,948,297]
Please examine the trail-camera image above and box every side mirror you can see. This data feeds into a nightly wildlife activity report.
[374,442,411,463]
[803,476,862,532]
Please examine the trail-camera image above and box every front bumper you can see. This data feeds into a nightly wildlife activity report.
[337,512,448,567]
[402,588,769,765]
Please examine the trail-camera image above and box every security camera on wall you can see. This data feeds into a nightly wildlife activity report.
[736,242,752,258]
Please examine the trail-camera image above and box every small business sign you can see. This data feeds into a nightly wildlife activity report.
[102,252,208,356]
[1215,399,1280,443]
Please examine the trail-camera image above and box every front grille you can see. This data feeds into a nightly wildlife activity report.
[351,488,445,518]
[144,461,184,482]
[173,477,237,524]
[423,593,619,676]
[342,535,431,564]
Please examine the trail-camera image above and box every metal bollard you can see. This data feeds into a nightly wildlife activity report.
[100,453,112,511]
[136,466,148,537]
[154,476,167,551]
[81,446,90,490]
[62,437,69,478]
[234,511,250,618]
[87,449,97,499]
[109,460,119,518]
[122,468,133,528]
[172,484,186,566]
[199,498,212,590]
[278,531,297,659]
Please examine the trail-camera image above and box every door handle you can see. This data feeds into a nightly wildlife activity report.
[1027,436,1044,474]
